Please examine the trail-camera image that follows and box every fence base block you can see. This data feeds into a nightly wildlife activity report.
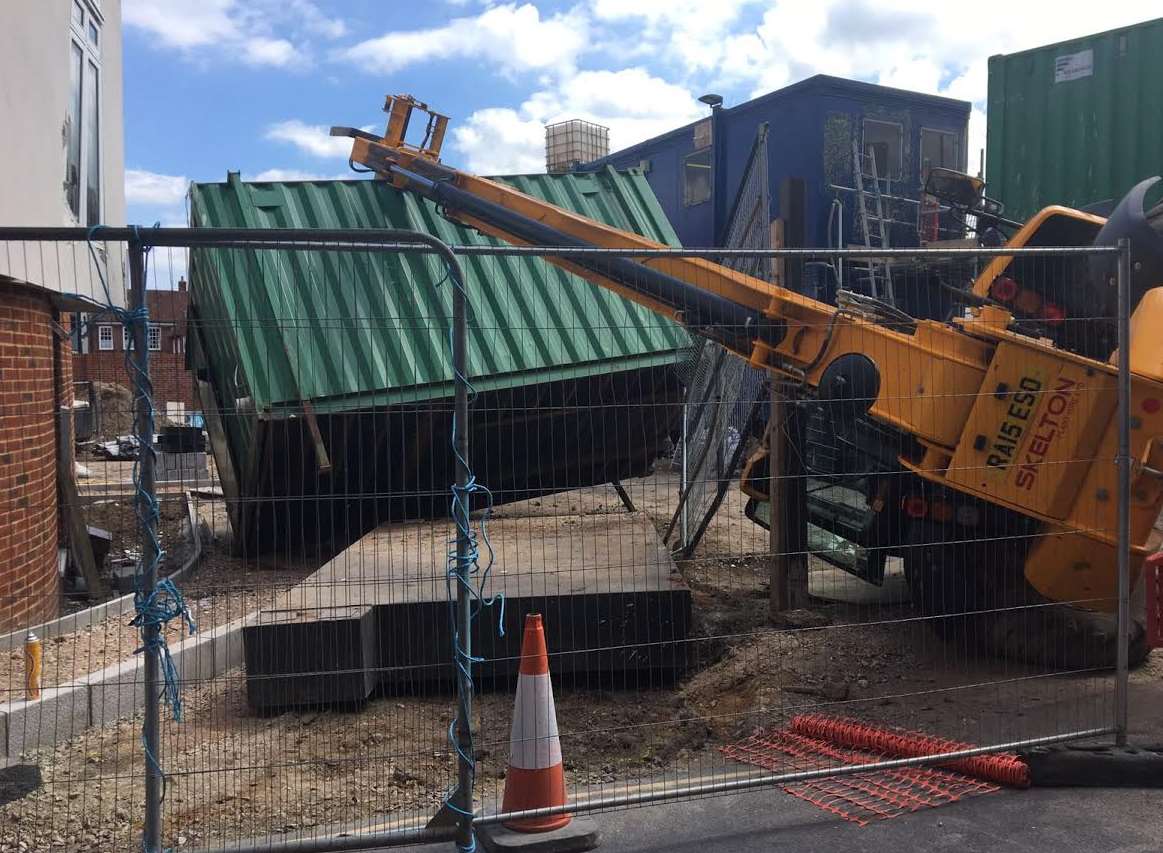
[1022,744,1163,787]
[478,818,599,853]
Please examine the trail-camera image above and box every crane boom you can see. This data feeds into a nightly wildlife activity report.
[332,95,1163,612]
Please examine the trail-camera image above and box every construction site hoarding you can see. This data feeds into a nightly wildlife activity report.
[987,17,1163,220]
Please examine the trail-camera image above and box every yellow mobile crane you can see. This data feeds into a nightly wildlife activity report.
[333,96,1163,665]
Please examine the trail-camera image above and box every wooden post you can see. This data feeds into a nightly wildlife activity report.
[768,383,789,614]
[51,312,109,600]
[786,396,810,610]
[768,383,810,616]
[770,219,785,286]
[768,213,810,617]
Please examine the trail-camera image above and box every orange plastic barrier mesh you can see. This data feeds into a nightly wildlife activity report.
[721,715,1030,826]
[788,714,1031,788]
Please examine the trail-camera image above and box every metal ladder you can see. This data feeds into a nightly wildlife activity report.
[852,138,894,301]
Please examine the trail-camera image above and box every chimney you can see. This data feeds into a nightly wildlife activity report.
[545,119,610,174]
[178,277,187,292]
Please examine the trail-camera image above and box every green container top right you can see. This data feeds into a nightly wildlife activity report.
[987,17,1163,221]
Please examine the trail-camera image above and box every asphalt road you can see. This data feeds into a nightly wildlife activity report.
[401,678,1163,853]
[403,785,1161,853]
[583,785,1163,853]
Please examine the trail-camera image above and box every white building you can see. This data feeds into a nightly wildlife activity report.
[0,0,126,632]
[0,0,126,303]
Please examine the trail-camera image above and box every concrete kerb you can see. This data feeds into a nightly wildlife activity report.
[0,492,252,763]
[82,614,251,730]
[1,685,91,760]
[1,615,252,765]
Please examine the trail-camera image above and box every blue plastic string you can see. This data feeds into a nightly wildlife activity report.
[84,229,196,821]
[130,578,197,720]
[437,256,505,853]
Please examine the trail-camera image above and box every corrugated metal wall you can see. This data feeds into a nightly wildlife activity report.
[189,170,687,413]
[186,169,692,552]
[987,18,1163,220]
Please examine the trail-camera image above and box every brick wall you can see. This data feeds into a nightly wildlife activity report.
[0,282,62,632]
[75,286,197,413]
[73,350,196,411]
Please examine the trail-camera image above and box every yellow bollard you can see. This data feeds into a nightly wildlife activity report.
[24,631,42,701]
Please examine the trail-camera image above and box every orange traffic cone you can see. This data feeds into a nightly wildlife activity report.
[501,613,571,832]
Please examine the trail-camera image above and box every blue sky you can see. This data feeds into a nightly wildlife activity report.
[122,0,1159,227]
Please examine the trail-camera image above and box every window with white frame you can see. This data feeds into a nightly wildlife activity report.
[123,325,131,350]
[148,325,161,351]
[97,324,113,351]
[66,1,102,224]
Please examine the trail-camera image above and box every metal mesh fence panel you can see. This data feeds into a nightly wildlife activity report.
[670,125,771,557]
[0,232,1147,852]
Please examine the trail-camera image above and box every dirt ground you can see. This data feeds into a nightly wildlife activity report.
[82,495,188,568]
[0,469,1154,851]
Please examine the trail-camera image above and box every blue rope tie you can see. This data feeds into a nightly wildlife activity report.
[85,229,196,807]
[437,262,505,853]
[130,578,197,720]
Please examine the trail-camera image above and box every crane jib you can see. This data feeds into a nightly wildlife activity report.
[386,163,786,354]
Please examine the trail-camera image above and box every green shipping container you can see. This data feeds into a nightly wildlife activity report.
[986,17,1163,221]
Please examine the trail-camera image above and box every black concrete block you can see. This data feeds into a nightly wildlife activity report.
[243,605,379,710]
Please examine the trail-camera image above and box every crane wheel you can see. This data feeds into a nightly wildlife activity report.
[903,539,1148,670]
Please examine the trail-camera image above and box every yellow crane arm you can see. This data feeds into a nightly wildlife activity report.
[335,101,992,451]
[333,96,1163,607]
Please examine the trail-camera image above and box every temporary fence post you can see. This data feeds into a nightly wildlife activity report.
[129,238,163,851]
[769,381,789,614]
[680,399,689,547]
[1115,238,1132,746]
[450,248,476,850]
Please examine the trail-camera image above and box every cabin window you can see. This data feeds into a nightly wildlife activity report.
[683,148,712,206]
[920,128,962,180]
[862,119,903,180]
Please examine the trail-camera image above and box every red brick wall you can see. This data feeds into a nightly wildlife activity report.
[75,287,196,412]
[0,283,61,632]
[74,350,196,411]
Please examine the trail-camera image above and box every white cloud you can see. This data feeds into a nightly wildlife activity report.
[123,0,238,48]
[876,57,944,96]
[242,37,299,67]
[250,168,357,181]
[265,120,359,159]
[453,67,705,174]
[124,0,346,67]
[590,0,761,71]
[587,0,1155,110]
[125,169,189,206]
[341,3,589,76]
[285,0,347,39]
[124,170,189,255]
[453,109,548,175]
